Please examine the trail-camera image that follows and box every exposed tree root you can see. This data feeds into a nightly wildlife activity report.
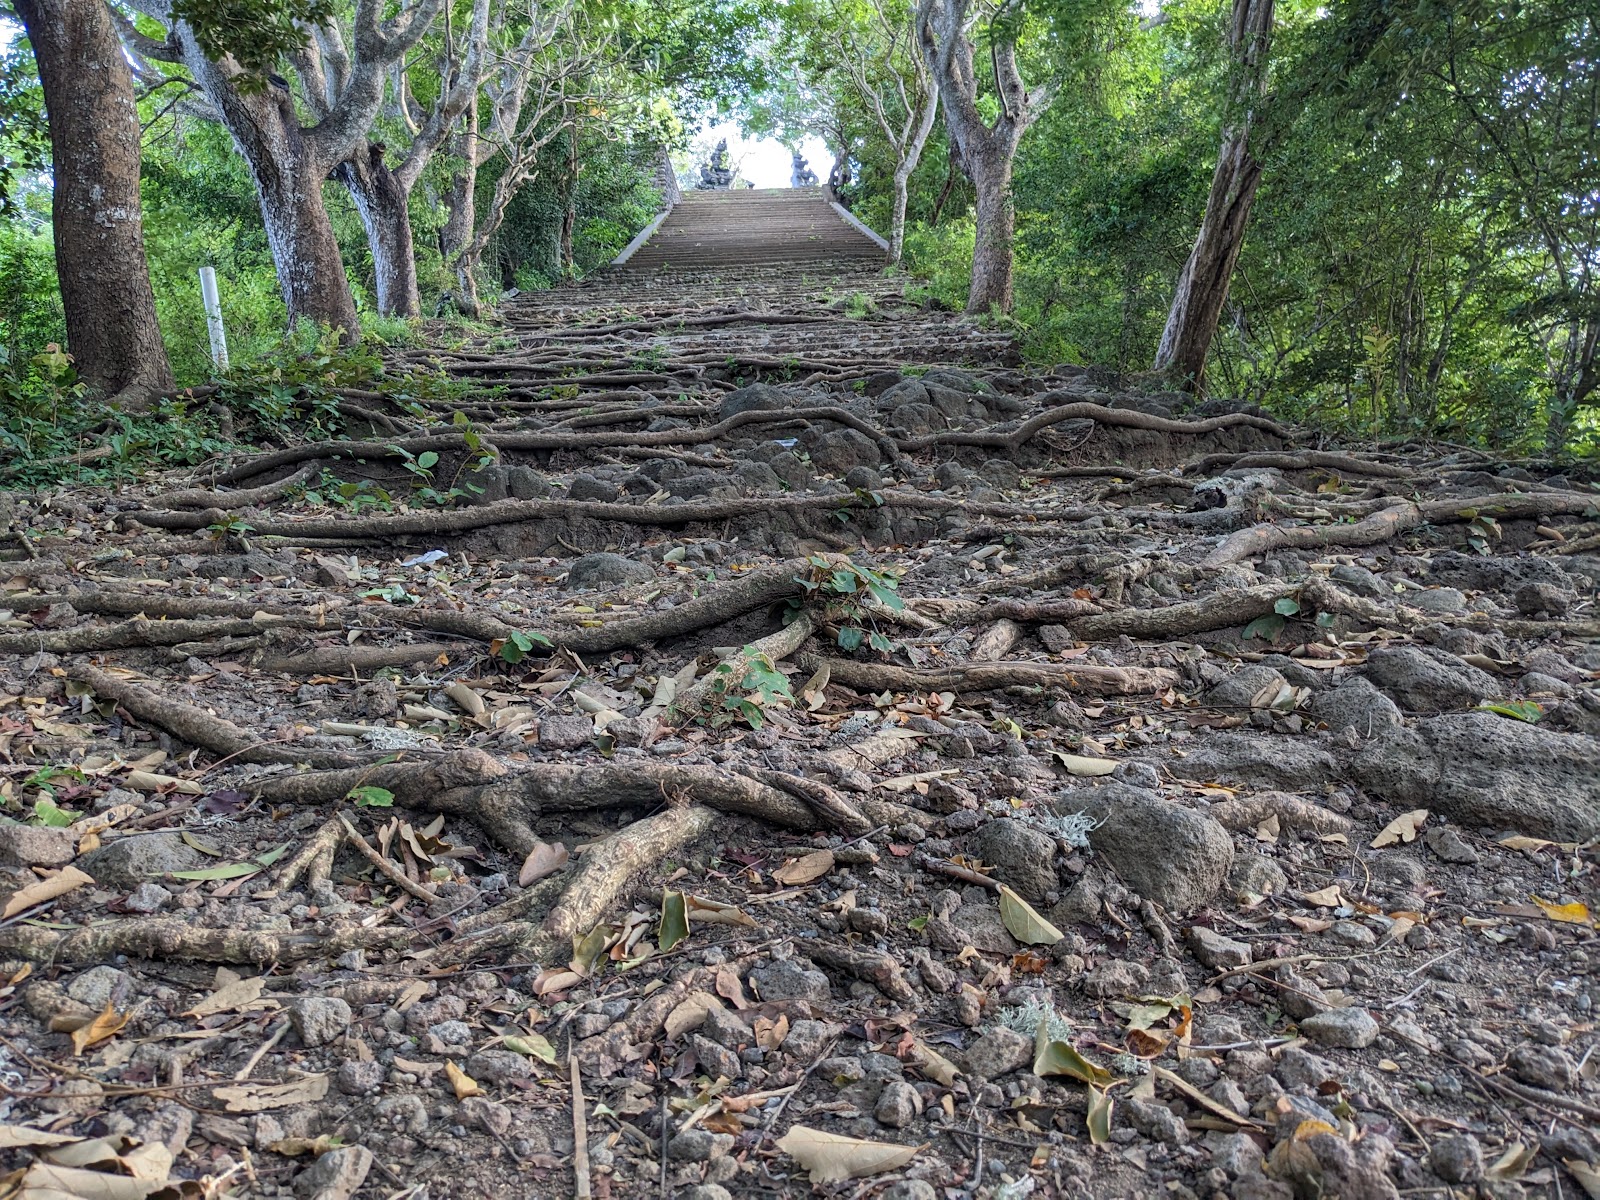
[1208,793,1354,837]
[251,750,509,807]
[1206,492,1599,566]
[0,917,412,965]
[150,462,321,509]
[428,761,878,860]
[0,615,313,657]
[1183,450,1417,479]
[1068,584,1293,641]
[670,612,816,719]
[806,941,917,1004]
[806,655,1179,696]
[901,400,1289,453]
[253,639,460,676]
[542,805,718,945]
[68,664,375,769]
[271,817,346,893]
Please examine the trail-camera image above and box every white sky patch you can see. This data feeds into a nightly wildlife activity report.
[696,121,832,188]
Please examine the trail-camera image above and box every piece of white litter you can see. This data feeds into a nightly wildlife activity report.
[402,549,448,567]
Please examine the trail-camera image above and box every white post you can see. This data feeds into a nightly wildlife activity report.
[198,265,229,371]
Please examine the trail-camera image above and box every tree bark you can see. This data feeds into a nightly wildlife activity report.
[966,147,1016,312]
[1154,0,1275,389]
[15,0,172,405]
[336,142,421,318]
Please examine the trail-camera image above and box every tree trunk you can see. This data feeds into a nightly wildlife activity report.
[16,0,172,405]
[930,149,960,226]
[1153,132,1262,386]
[252,144,362,338]
[966,149,1015,314]
[1154,0,1275,389]
[890,169,910,264]
[336,142,421,318]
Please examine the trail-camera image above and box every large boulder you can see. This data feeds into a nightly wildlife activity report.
[1362,645,1498,711]
[1350,713,1600,841]
[1064,782,1234,911]
[718,383,791,420]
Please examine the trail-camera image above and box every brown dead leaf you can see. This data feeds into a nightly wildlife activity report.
[2,864,94,919]
[445,1061,483,1099]
[214,1074,329,1113]
[1298,885,1344,908]
[776,1126,925,1183]
[715,965,749,1010]
[182,973,270,1019]
[754,1014,789,1051]
[71,1002,130,1055]
[664,992,723,1040]
[1371,809,1428,848]
[517,840,570,887]
[772,849,834,886]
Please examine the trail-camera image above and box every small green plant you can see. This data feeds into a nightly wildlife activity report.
[791,555,905,654]
[346,785,396,807]
[493,630,552,664]
[1459,508,1502,555]
[360,582,415,604]
[705,650,794,729]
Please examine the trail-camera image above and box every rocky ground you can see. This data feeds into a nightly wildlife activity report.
[0,261,1597,1200]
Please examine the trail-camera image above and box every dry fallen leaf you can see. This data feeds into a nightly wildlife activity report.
[518,840,570,887]
[182,973,269,1019]
[123,770,204,795]
[997,885,1064,946]
[1371,809,1429,848]
[214,1074,329,1113]
[772,849,835,886]
[71,1002,130,1055]
[0,1124,81,1150]
[1298,885,1344,908]
[1,864,94,919]
[1564,1158,1600,1200]
[664,991,723,1040]
[1533,897,1594,927]
[445,1061,483,1099]
[1051,751,1118,777]
[776,1126,925,1183]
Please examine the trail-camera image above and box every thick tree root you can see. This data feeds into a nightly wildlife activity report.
[0,918,412,965]
[150,462,321,509]
[807,655,1179,696]
[428,761,875,855]
[253,640,460,675]
[901,399,1289,453]
[68,664,375,769]
[0,615,312,657]
[542,804,718,945]
[1068,584,1293,641]
[1206,492,1599,566]
[251,750,510,807]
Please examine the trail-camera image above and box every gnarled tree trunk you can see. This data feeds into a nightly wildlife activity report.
[1155,0,1275,388]
[966,147,1016,313]
[16,0,172,405]
[337,143,421,318]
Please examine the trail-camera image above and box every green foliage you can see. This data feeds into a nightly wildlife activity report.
[0,42,48,218]
[791,554,904,654]
[704,649,795,729]
[346,786,397,808]
[494,630,553,664]
[172,0,339,88]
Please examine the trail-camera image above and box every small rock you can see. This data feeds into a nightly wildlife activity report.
[1330,920,1377,947]
[1309,679,1403,737]
[1422,826,1479,864]
[669,1130,733,1161]
[122,882,171,914]
[748,959,832,1003]
[566,552,654,588]
[874,1079,920,1128]
[1227,853,1288,903]
[878,1184,938,1200]
[1275,1046,1337,1089]
[1082,959,1148,999]
[288,997,352,1049]
[1124,1097,1189,1145]
[1205,665,1287,711]
[1214,1130,1265,1177]
[782,1018,840,1060]
[1070,782,1233,911]
[1410,587,1466,613]
[1299,1007,1380,1049]
[1507,1043,1575,1092]
[1363,645,1496,710]
[944,903,1019,954]
[458,1096,513,1137]
[294,1145,373,1200]
[963,1026,1032,1081]
[538,714,592,751]
[680,1188,734,1200]
[1514,582,1570,615]
[1428,1134,1483,1183]
[0,824,77,868]
[973,819,1057,902]
[466,1049,533,1085]
[77,833,207,890]
[566,473,620,503]
[689,1034,742,1080]
[67,966,131,1010]
[1187,926,1252,969]
[336,1061,385,1096]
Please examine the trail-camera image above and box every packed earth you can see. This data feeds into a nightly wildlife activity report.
[1,194,1598,1200]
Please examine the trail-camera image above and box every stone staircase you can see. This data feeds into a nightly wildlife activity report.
[427,187,1017,399]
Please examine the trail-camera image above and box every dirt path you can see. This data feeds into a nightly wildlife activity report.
[1,193,1597,1200]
